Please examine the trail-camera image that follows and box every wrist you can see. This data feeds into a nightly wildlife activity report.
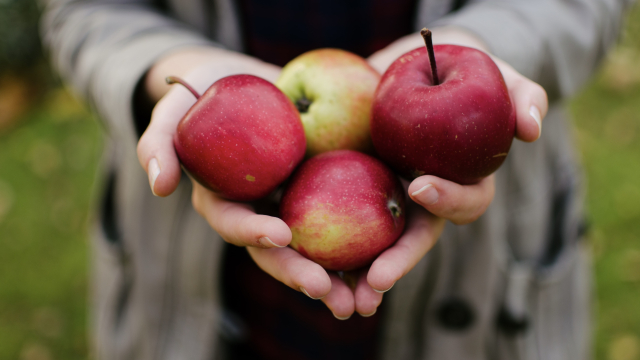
[144,47,278,102]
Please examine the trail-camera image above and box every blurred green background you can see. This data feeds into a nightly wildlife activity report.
[0,1,639,359]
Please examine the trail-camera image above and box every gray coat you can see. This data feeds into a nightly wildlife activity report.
[41,0,633,359]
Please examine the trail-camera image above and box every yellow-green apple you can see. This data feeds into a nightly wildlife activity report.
[170,74,306,201]
[276,49,381,157]
[280,150,405,271]
[371,29,516,184]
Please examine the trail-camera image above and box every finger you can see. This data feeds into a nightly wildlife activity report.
[137,85,197,197]
[321,273,356,320]
[407,175,495,225]
[354,270,383,317]
[247,246,332,300]
[368,204,445,292]
[192,182,292,248]
[495,59,548,142]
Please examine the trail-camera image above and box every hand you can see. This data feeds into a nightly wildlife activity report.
[246,199,445,319]
[344,26,550,317]
[137,48,294,248]
[369,27,547,220]
[136,48,333,312]
[137,47,281,197]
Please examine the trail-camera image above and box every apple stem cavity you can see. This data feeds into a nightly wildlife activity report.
[420,28,440,86]
[295,96,312,113]
[166,76,201,99]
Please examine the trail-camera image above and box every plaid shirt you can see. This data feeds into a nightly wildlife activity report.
[237,0,418,67]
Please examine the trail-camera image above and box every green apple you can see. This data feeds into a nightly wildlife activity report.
[276,49,381,157]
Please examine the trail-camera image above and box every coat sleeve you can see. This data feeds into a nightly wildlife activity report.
[41,0,217,137]
[431,0,635,99]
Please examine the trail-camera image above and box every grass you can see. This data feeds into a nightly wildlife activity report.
[570,6,640,357]
[0,87,102,360]
[0,6,639,359]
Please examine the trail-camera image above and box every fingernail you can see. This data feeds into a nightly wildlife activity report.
[299,287,323,300]
[411,184,439,205]
[373,282,395,294]
[359,309,377,318]
[529,105,542,139]
[259,236,284,248]
[148,158,160,196]
[333,313,351,321]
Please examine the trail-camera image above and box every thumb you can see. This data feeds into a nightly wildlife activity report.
[137,85,197,196]
[494,59,548,143]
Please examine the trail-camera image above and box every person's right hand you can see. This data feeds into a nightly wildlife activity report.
[137,47,342,312]
[137,45,300,244]
[137,47,282,198]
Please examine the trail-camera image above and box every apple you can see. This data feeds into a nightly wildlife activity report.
[371,29,516,184]
[169,74,306,201]
[276,49,381,157]
[280,150,405,271]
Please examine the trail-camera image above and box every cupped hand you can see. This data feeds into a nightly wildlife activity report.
[345,26,551,317]
[376,27,547,220]
[246,197,445,319]
[136,48,335,311]
[137,47,281,197]
[137,49,296,251]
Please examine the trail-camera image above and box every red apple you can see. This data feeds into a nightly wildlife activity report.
[280,150,405,271]
[276,49,380,157]
[371,29,516,184]
[171,74,306,201]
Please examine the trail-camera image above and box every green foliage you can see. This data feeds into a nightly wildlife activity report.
[0,89,102,359]
[569,6,640,358]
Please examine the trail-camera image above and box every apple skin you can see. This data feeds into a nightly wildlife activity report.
[174,74,306,201]
[280,150,405,271]
[371,45,516,184]
[276,49,381,157]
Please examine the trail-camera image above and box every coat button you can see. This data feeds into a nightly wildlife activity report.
[436,298,475,331]
[496,306,529,336]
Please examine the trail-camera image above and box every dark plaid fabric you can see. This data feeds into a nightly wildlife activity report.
[222,2,417,359]
[222,245,383,360]
[237,0,418,67]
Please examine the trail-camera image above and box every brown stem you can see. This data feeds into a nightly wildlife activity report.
[166,76,201,99]
[420,28,439,86]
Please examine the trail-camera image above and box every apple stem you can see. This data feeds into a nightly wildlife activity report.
[420,28,440,86]
[166,76,201,99]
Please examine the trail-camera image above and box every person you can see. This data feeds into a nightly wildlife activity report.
[41,0,633,359]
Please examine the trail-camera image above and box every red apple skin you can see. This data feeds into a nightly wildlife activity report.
[280,150,405,271]
[174,75,306,201]
[371,45,516,184]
